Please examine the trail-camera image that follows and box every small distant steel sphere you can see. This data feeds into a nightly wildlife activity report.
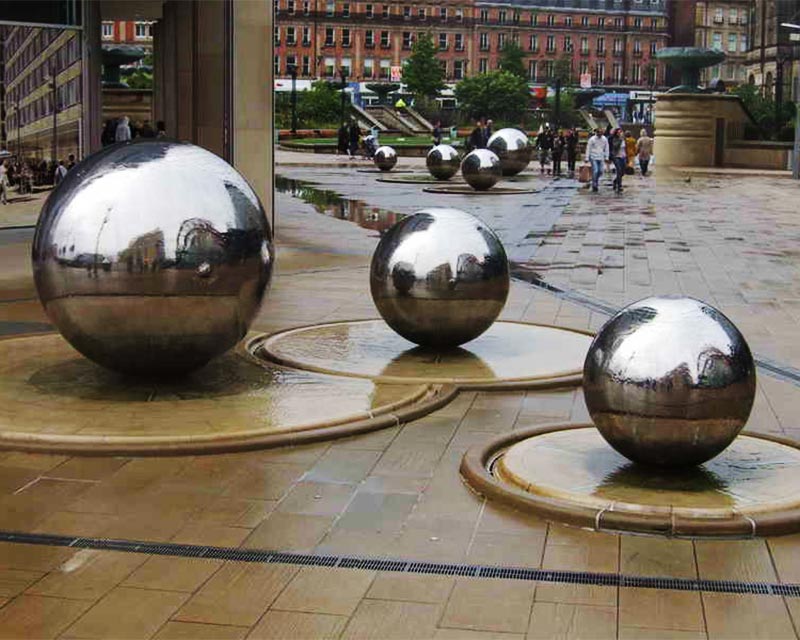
[426,144,460,180]
[487,128,532,176]
[370,208,509,348]
[583,296,756,467]
[374,146,398,171]
[32,139,274,376]
[461,149,502,191]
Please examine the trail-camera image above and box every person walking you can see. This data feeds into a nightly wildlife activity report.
[0,160,9,205]
[432,120,443,146]
[552,130,565,177]
[585,128,609,193]
[609,128,627,192]
[53,160,68,186]
[483,119,493,147]
[625,130,637,174]
[565,129,578,177]
[347,119,360,158]
[535,126,554,175]
[337,123,349,156]
[115,116,132,142]
[467,120,484,152]
[636,128,653,176]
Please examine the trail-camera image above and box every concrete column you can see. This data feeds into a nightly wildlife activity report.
[81,0,103,156]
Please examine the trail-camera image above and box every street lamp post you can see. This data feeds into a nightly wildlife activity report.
[339,66,348,126]
[288,63,298,134]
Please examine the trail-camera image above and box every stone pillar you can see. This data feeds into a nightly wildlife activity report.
[81,0,103,156]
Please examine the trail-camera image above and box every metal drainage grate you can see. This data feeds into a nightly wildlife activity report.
[0,529,798,598]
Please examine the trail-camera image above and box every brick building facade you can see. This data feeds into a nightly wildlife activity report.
[274,0,670,88]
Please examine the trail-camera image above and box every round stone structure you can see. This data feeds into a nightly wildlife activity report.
[374,146,398,171]
[426,144,460,180]
[487,128,532,176]
[370,208,510,348]
[460,149,502,191]
[32,139,274,376]
[583,296,756,467]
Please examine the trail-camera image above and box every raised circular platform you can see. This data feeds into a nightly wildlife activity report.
[422,185,537,195]
[0,333,454,455]
[251,320,591,389]
[356,168,416,174]
[461,424,800,538]
[377,175,466,185]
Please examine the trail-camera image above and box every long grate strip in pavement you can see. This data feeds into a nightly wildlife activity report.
[512,267,800,388]
[0,529,798,597]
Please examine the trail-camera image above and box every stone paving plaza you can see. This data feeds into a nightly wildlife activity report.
[0,151,799,638]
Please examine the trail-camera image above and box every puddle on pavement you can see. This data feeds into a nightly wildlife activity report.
[276,175,405,237]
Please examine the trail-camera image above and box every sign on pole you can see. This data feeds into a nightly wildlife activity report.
[580,73,592,89]
[390,66,403,82]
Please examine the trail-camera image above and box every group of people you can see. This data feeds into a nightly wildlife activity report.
[466,118,494,152]
[585,126,653,193]
[533,127,580,177]
[337,120,379,159]
[0,155,81,205]
[101,115,166,146]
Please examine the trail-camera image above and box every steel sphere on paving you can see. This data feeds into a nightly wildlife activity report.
[583,296,756,467]
[461,149,502,191]
[426,144,460,181]
[32,139,274,376]
[374,146,398,171]
[370,208,509,348]
[487,128,532,176]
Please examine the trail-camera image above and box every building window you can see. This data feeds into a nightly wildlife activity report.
[286,54,297,71]
[528,60,537,80]
[380,59,390,78]
[545,60,554,78]
[364,58,374,78]
[613,62,622,82]
[324,28,335,46]
[513,10,520,24]
[632,64,641,83]
[712,32,722,50]
[531,13,538,26]
[366,3,373,18]
[596,61,605,83]
[275,26,281,44]
[302,26,311,45]
[739,13,747,25]
[134,21,152,39]
[382,5,389,18]
[563,35,572,51]
[632,39,641,54]
[498,9,506,23]
[648,64,656,85]
[440,59,447,77]
[302,55,310,75]
[381,31,390,47]
[529,34,538,51]
[581,16,589,27]
[546,35,555,53]
[326,1,334,16]
[650,40,658,55]
[714,7,723,23]
[454,59,465,79]
[287,0,295,14]
[498,33,506,48]
[479,58,488,73]
[274,55,280,74]
[546,14,555,26]
[596,36,604,54]
[728,33,737,52]
[455,33,463,50]
[651,17,658,29]
[403,5,411,19]
[402,32,413,48]
[456,7,463,21]
[365,30,374,46]
[633,17,642,28]
[342,3,350,17]
[740,35,747,52]
[341,57,351,76]
[614,38,623,53]
[564,16,572,26]
[614,17,623,28]
[303,1,310,15]
[324,56,335,76]
[579,60,589,74]
[580,37,588,54]
[479,32,489,50]
[101,22,114,40]
[418,7,426,19]
[287,26,296,44]
[439,33,448,50]
[342,28,351,46]
[480,9,488,22]
[440,7,447,19]
[597,17,605,27]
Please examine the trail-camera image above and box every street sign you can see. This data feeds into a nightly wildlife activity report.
[580,73,592,89]
[790,32,800,41]
[390,66,403,82]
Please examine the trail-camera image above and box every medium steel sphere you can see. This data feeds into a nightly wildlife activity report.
[426,144,460,180]
[583,296,756,467]
[487,128,532,176]
[33,139,274,376]
[374,146,398,171]
[461,149,502,191]
[370,208,509,348]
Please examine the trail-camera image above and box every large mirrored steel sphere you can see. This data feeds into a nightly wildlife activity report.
[583,296,756,467]
[33,140,274,376]
[374,146,398,171]
[426,144,460,180]
[461,149,502,191]
[370,208,509,348]
[487,128,532,176]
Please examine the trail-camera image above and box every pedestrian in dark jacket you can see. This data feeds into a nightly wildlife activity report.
[565,129,578,176]
[483,119,493,147]
[535,127,554,174]
[348,120,360,157]
[337,124,349,156]
[467,120,484,151]
[552,130,565,177]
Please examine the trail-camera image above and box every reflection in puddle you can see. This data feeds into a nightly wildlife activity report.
[275,175,405,236]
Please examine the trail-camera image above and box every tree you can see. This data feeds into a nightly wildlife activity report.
[498,41,526,79]
[551,54,573,86]
[402,33,445,99]
[455,70,529,122]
